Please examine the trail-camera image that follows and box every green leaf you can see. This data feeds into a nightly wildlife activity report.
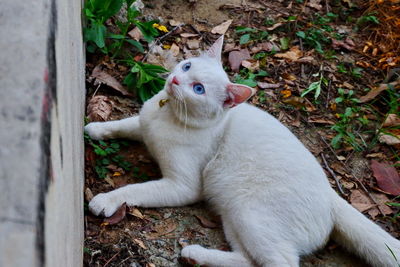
[135,20,159,43]
[235,27,257,33]
[93,22,107,48]
[240,34,251,45]
[296,31,306,39]
[279,37,290,50]
[126,39,144,53]
[331,133,343,148]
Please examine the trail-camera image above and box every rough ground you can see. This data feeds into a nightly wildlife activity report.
[84,0,400,266]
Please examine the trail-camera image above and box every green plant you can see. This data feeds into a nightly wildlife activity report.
[330,89,369,151]
[357,14,380,26]
[123,60,169,102]
[83,0,159,56]
[351,67,364,79]
[301,72,328,100]
[296,13,341,54]
[85,134,132,178]
[337,63,348,74]
[235,27,269,45]
[296,29,330,54]
[233,69,269,87]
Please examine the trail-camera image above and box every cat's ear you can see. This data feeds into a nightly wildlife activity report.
[206,35,224,62]
[224,83,256,108]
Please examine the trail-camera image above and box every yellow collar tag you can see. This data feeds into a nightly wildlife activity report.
[159,98,169,108]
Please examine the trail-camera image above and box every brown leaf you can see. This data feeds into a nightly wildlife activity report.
[85,188,94,202]
[307,0,322,10]
[133,238,148,249]
[266,22,283,31]
[128,207,145,219]
[211,19,232,35]
[308,116,335,125]
[195,214,219,229]
[170,43,180,57]
[359,80,400,103]
[87,95,113,122]
[187,39,200,50]
[379,132,400,146]
[383,114,400,128]
[228,49,251,72]
[103,203,127,225]
[251,42,280,54]
[257,82,281,89]
[274,46,303,61]
[128,27,143,41]
[371,160,400,195]
[180,33,199,38]
[91,65,131,96]
[350,189,375,213]
[241,59,259,71]
[331,39,354,51]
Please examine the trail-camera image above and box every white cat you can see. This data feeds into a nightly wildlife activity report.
[85,36,400,267]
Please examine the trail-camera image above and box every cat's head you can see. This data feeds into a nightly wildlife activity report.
[165,36,256,125]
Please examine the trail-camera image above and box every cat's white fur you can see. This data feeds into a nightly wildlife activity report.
[86,36,400,267]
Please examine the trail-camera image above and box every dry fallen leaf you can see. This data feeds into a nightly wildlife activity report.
[195,214,219,229]
[91,65,131,96]
[228,49,251,72]
[180,33,199,38]
[307,0,322,10]
[371,160,400,195]
[241,59,260,71]
[359,80,400,102]
[379,132,400,146]
[128,27,143,41]
[87,95,113,122]
[133,238,148,249]
[257,82,281,89]
[186,39,200,50]
[274,46,303,61]
[350,190,392,219]
[308,116,335,125]
[128,207,145,219]
[211,19,232,35]
[103,203,127,225]
[85,188,94,202]
[170,43,180,57]
[383,114,400,128]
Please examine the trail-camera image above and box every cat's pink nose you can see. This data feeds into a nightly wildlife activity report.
[171,76,180,85]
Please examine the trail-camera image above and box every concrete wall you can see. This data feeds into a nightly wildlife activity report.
[0,0,85,266]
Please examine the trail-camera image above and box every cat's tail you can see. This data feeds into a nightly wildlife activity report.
[331,194,400,267]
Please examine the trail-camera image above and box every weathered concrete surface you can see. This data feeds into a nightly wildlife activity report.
[0,0,85,266]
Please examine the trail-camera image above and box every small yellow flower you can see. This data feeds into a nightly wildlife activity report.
[163,44,171,49]
[152,23,169,33]
[113,171,122,177]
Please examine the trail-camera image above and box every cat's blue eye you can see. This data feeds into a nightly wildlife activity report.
[182,62,191,72]
[193,83,205,95]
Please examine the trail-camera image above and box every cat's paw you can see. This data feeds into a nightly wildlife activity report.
[88,192,123,217]
[84,122,112,140]
[181,245,207,266]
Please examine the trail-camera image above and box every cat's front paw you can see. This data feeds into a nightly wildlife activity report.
[85,122,112,140]
[89,192,123,217]
[181,245,207,266]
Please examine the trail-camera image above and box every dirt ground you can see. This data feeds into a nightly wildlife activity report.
[84,0,400,266]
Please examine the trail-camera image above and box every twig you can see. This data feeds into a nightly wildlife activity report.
[103,251,121,267]
[141,24,185,62]
[325,79,331,109]
[321,153,345,195]
[318,132,385,215]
